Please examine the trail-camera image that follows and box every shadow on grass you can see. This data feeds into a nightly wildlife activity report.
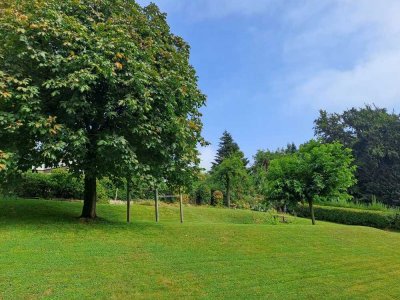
[0,198,83,225]
[0,198,164,231]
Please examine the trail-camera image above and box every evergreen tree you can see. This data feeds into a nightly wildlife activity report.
[212,131,248,168]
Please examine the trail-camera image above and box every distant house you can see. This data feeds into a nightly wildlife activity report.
[33,163,65,173]
[33,165,54,173]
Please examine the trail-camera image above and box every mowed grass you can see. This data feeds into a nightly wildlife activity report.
[1,199,400,299]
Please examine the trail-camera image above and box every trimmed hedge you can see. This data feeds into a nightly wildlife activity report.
[296,204,400,230]
[7,170,109,202]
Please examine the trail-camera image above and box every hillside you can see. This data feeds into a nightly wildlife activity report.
[1,199,400,299]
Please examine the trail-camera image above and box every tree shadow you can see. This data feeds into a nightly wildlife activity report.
[0,199,82,225]
[0,199,162,229]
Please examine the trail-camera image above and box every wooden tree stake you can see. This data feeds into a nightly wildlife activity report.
[127,180,131,223]
[179,191,184,224]
[155,189,159,223]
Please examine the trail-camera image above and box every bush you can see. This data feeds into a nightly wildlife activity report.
[11,170,111,202]
[99,177,121,200]
[235,195,263,210]
[16,172,57,199]
[315,197,398,212]
[212,190,224,206]
[195,184,211,205]
[51,169,84,199]
[96,180,109,203]
[295,204,400,230]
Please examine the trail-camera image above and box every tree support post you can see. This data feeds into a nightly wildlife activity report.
[127,180,132,223]
[179,190,184,224]
[309,200,316,225]
[155,189,159,223]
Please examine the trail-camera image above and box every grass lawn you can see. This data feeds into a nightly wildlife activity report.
[1,199,400,299]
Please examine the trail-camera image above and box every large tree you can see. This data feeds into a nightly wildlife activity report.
[212,153,249,207]
[265,140,356,224]
[0,0,206,218]
[315,105,400,204]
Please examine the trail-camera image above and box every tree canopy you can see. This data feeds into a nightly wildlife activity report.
[0,0,206,218]
[315,105,400,204]
[264,140,356,224]
[212,153,250,207]
[251,143,297,193]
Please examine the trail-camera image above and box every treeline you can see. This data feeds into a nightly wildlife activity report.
[3,105,400,221]
[1,168,187,203]
[193,105,400,217]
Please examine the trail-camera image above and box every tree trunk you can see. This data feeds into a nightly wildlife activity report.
[226,175,231,208]
[308,199,316,225]
[81,174,97,219]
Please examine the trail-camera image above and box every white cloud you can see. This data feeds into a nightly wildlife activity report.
[198,145,215,171]
[294,50,400,111]
[137,0,400,114]
[287,0,400,112]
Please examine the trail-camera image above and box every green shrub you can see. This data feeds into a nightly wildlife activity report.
[50,169,84,199]
[96,180,109,203]
[12,170,111,202]
[16,172,56,199]
[235,195,263,210]
[315,197,398,212]
[212,190,224,206]
[99,177,121,200]
[295,205,400,230]
[195,184,211,205]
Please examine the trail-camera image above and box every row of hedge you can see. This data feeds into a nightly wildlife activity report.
[1,170,200,204]
[1,170,109,202]
[296,204,400,230]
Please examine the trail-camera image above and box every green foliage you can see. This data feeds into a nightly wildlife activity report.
[263,154,302,206]
[99,177,155,201]
[315,105,400,204]
[211,153,250,207]
[315,197,399,212]
[194,183,211,205]
[0,0,206,216]
[0,150,10,172]
[264,140,357,224]
[250,143,297,193]
[212,190,224,206]
[298,140,357,201]
[0,151,21,195]
[234,194,264,210]
[296,205,400,230]
[212,131,248,168]
[14,171,83,199]
[9,169,112,201]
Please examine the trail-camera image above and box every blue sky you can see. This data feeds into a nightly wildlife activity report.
[137,0,400,169]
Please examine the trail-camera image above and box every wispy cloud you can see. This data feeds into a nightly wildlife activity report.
[136,0,400,157]
[141,0,400,112]
[285,0,400,112]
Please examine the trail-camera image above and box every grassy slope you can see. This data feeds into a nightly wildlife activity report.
[1,199,400,299]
